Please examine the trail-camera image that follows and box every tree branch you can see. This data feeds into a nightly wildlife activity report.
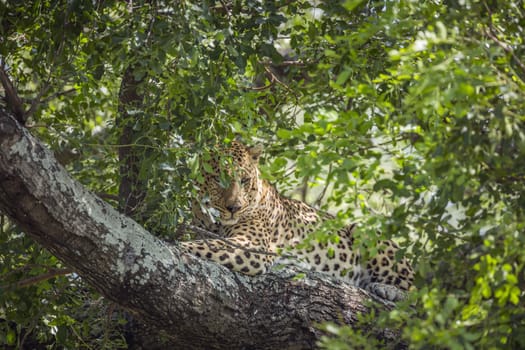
[2,268,73,289]
[0,110,401,349]
[117,65,148,218]
[483,1,525,77]
[0,64,25,123]
[40,88,77,105]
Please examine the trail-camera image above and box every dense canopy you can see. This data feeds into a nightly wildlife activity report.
[1,1,524,349]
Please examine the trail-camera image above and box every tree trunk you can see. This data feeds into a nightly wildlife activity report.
[116,65,148,219]
[0,110,400,349]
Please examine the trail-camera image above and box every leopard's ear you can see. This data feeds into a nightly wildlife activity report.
[248,144,263,161]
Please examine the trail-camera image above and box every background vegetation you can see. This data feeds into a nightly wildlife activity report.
[1,0,524,348]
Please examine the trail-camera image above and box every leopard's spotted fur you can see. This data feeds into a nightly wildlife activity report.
[181,142,414,301]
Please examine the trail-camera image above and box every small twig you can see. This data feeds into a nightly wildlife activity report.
[263,65,290,90]
[248,81,275,91]
[25,31,69,120]
[483,1,525,75]
[282,160,297,179]
[314,163,332,206]
[1,268,73,289]
[436,228,469,242]
[102,303,117,348]
[218,0,232,18]
[260,60,305,67]
[0,263,52,279]
[145,1,158,45]
[24,85,50,119]
[69,324,94,350]
[300,175,309,203]
[484,28,525,74]
[96,192,120,202]
[82,143,162,150]
[353,136,405,155]
[39,88,77,105]
[20,318,38,349]
[25,123,54,129]
[247,60,306,91]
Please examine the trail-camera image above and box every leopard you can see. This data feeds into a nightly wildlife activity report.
[180,141,414,301]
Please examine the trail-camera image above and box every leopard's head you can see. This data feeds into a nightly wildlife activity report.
[197,141,264,226]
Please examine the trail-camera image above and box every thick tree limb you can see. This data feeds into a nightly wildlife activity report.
[0,110,400,349]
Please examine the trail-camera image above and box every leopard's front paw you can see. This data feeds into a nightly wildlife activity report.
[365,282,407,302]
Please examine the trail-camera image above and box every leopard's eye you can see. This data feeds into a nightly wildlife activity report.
[240,177,250,186]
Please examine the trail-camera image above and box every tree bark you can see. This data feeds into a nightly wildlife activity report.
[116,65,148,218]
[0,110,400,349]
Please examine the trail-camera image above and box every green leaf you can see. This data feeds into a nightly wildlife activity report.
[276,129,292,139]
[335,68,352,86]
[343,0,365,12]
[6,329,16,345]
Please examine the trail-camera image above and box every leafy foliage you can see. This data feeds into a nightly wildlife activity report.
[1,0,524,348]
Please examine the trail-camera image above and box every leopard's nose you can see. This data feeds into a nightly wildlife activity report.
[226,205,241,214]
